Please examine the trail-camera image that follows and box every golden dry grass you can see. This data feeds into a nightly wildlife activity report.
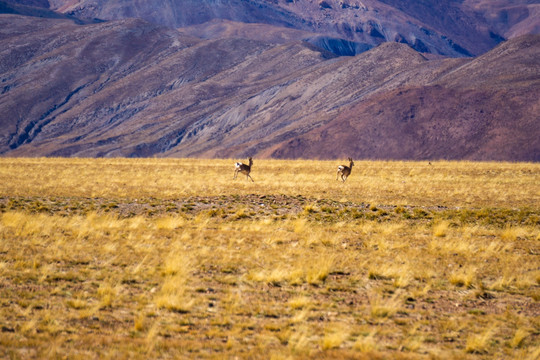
[0,157,538,208]
[0,157,539,359]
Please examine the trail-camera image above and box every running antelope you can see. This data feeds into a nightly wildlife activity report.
[234,157,254,182]
[336,158,354,182]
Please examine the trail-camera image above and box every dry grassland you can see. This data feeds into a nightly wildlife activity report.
[0,158,539,359]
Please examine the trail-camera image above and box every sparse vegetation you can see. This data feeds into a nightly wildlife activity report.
[0,158,538,359]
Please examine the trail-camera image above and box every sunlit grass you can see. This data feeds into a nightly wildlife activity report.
[0,158,538,359]
[1,158,538,208]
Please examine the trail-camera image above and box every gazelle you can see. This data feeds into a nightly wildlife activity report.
[234,157,254,182]
[336,157,354,182]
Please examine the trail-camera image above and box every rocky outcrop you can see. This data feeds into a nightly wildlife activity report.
[303,36,372,56]
[318,1,332,10]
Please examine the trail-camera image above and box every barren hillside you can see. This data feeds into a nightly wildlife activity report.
[5,0,540,56]
[269,36,540,161]
[0,2,539,161]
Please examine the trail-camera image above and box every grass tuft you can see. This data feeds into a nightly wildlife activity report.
[465,326,496,354]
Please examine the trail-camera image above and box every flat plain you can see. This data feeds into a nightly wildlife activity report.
[0,158,539,359]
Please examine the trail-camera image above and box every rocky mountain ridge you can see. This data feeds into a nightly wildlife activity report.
[1,13,538,160]
[4,0,540,57]
[0,1,539,160]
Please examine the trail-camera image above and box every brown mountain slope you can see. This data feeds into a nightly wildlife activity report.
[0,0,92,23]
[170,42,431,158]
[178,19,316,44]
[464,0,540,39]
[10,0,538,57]
[0,15,202,154]
[178,19,374,57]
[269,35,540,161]
[4,0,540,57]
[1,14,538,160]
[0,14,335,157]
